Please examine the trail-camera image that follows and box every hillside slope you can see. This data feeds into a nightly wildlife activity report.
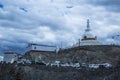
[56,45,120,66]
[0,45,120,80]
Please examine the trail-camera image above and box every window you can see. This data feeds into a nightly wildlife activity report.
[34,46,36,49]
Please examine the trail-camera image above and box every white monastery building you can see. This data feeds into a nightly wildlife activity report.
[73,19,102,47]
[24,43,57,63]
[80,19,102,46]
[27,43,57,52]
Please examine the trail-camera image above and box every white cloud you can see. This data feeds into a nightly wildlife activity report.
[0,0,120,54]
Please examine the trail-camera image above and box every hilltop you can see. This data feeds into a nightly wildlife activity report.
[56,45,120,67]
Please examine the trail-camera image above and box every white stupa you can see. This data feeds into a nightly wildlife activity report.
[80,19,101,46]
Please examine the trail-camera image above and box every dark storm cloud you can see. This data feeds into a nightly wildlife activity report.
[19,7,28,12]
[0,33,29,54]
[0,3,4,8]
[88,0,120,12]
[0,41,27,54]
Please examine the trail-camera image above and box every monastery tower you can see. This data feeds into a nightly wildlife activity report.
[80,19,102,46]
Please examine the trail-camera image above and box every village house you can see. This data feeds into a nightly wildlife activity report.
[3,51,22,63]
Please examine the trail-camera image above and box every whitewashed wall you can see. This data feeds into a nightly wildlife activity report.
[27,44,56,51]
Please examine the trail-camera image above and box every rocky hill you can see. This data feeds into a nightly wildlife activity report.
[56,45,120,67]
[1,45,120,80]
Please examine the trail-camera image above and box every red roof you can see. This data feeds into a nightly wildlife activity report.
[4,52,15,54]
[28,50,55,53]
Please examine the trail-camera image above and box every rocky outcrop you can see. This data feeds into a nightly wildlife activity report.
[0,63,120,80]
[56,45,120,67]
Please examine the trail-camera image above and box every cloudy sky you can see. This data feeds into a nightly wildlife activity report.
[0,0,120,55]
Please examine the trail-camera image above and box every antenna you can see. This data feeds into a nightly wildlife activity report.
[87,19,90,29]
[85,19,91,32]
